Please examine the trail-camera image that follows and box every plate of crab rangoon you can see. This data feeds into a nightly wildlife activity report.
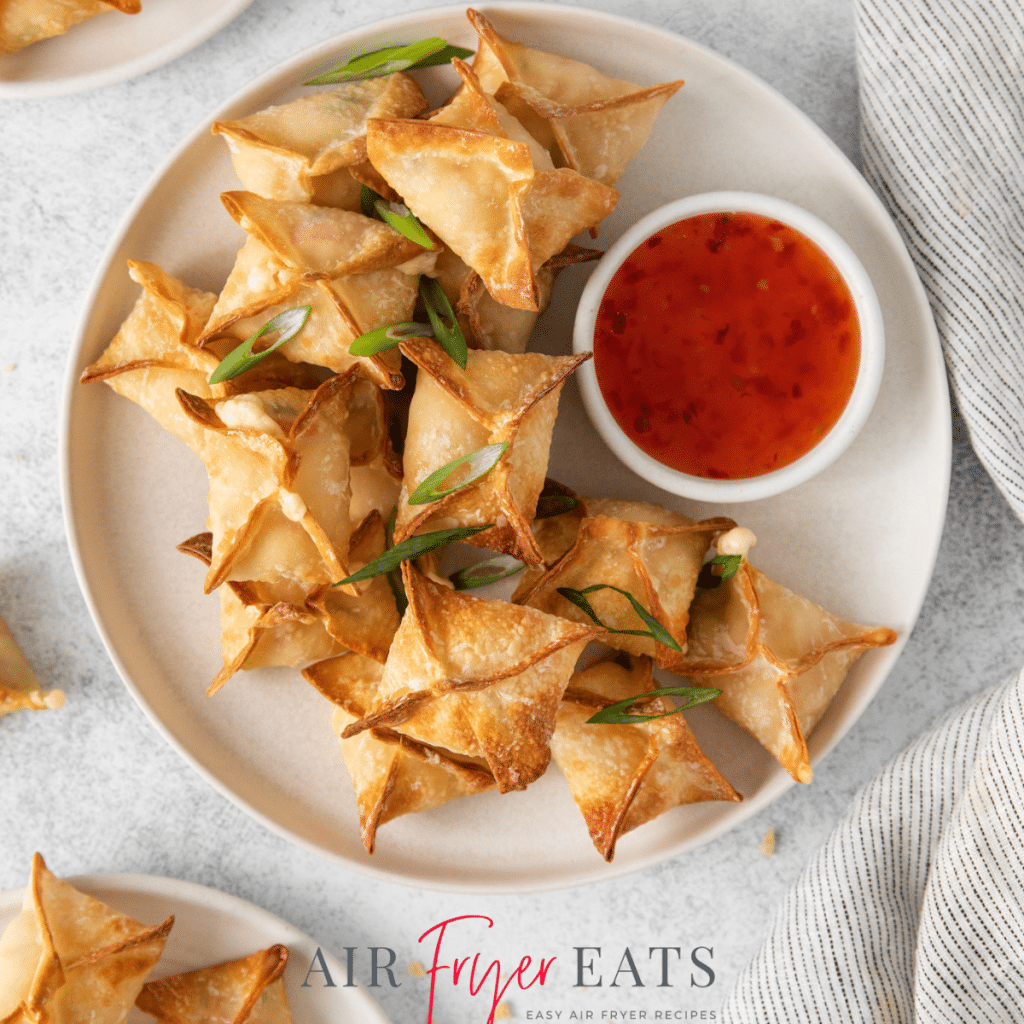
[62,3,949,891]
[0,853,390,1022]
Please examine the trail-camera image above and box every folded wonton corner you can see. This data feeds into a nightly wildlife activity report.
[395,337,589,566]
[135,944,294,1023]
[681,527,898,783]
[0,853,172,1023]
[1,615,64,719]
[339,564,604,793]
[515,497,735,669]
[553,656,741,860]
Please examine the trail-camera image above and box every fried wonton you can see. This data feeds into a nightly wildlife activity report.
[0,853,172,1023]
[135,945,294,1024]
[366,89,616,311]
[180,510,399,694]
[682,528,897,782]
[367,116,538,309]
[395,337,589,565]
[220,191,429,282]
[212,74,428,202]
[467,9,683,188]
[340,564,603,792]
[1,614,64,718]
[0,0,139,55]
[515,498,735,670]
[175,374,355,593]
[200,200,427,387]
[306,650,496,852]
[553,656,740,860]
[80,261,220,451]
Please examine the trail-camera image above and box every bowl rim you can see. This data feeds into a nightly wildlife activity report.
[573,189,886,503]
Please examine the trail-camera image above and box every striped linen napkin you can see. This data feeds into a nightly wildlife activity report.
[723,0,1024,1018]
[722,673,1024,1021]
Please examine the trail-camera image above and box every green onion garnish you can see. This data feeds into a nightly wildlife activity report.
[450,554,525,590]
[348,321,433,357]
[384,506,408,615]
[333,524,492,587]
[556,584,683,651]
[407,443,508,506]
[419,275,468,370]
[360,186,435,249]
[586,686,723,725]
[696,553,744,590]
[305,38,474,86]
[208,306,312,385]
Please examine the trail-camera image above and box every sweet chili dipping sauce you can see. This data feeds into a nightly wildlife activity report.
[593,211,860,479]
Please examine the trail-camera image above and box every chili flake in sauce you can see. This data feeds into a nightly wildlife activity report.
[593,211,860,480]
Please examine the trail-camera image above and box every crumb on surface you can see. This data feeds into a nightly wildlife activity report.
[495,1002,513,1019]
[760,827,776,857]
[408,960,427,978]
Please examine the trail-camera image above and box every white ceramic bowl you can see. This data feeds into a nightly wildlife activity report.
[574,190,885,502]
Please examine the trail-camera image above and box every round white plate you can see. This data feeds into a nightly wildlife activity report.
[0,0,254,98]
[61,3,950,892]
[0,871,390,1021]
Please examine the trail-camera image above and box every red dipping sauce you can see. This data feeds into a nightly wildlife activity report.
[593,211,860,480]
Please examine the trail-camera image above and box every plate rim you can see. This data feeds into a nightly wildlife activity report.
[59,1,951,893]
[0,0,256,99]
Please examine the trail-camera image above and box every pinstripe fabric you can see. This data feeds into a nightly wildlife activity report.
[722,676,1024,1021]
[857,0,1024,517]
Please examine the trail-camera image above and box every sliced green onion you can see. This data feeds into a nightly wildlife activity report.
[208,306,312,385]
[586,686,723,725]
[407,443,508,506]
[305,38,472,86]
[349,321,433,357]
[536,494,578,519]
[360,185,434,248]
[696,553,744,590]
[556,584,683,652]
[384,506,408,615]
[377,200,435,249]
[450,554,526,590]
[333,524,492,587]
[420,275,468,370]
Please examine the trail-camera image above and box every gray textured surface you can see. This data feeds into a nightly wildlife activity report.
[1,0,1019,1020]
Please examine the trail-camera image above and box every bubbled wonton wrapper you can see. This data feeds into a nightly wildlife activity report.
[0,614,63,719]
[340,565,602,793]
[212,74,427,202]
[395,338,589,565]
[553,657,740,861]
[467,9,683,188]
[80,261,219,451]
[0,0,139,55]
[515,498,735,670]
[307,654,496,852]
[306,652,496,852]
[136,945,294,1024]
[175,373,356,593]
[683,529,897,783]
[0,854,171,1023]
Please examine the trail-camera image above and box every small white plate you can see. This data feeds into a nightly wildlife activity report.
[61,3,950,892]
[0,871,391,1022]
[0,0,254,98]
